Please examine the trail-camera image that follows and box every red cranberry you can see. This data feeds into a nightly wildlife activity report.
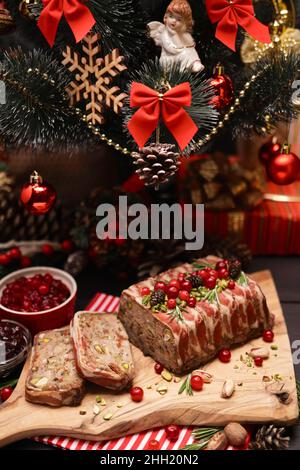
[141,286,150,296]
[169,279,181,290]
[187,297,196,308]
[154,362,164,374]
[130,387,144,402]
[179,290,190,302]
[167,286,179,299]
[0,253,11,266]
[218,348,231,363]
[180,280,192,292]
[42,244,54,256]
[61,240,73,251]
[216,260,227,271]
[218,269,229,279]
[177,273,185,282]
[9,247,21,260]
[0,386,13,402]
[263,329,274,343]
[254,356,263,367]
[228,280,235,290]
[167,298,177,310]
[20,256,31,268]
[148,439,160,450]
[205,277,217,289]
[190,375,204,391]
[44,273,53,285]
[209,270,218,279]
[198,269,209,280]
[38,284,50,296]
[165,425,180,441]
[154,282,167,293]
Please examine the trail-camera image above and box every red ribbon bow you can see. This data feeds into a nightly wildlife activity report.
[127,82,198,151]
[206,0,271,51]
[38,0,96,47]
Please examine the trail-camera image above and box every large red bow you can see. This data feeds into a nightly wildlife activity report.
[206,0,271,51]
[38,0,96,47]
[127,82,198,151]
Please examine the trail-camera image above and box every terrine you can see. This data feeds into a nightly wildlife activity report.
[25,327,85,407]
[118,257,272,374]
[70,312,135,390]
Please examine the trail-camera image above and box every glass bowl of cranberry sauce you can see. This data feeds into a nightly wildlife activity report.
[0,319,31,379]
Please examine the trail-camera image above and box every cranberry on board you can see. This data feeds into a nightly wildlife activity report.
[228,280,235,290]
[205,277,217,289]
[187,297,196,308]
[167,298,177,310]
[42,244,54,256]
[180,280,192,292]
[9,247,21,260]
[130,387,144,402]
[0,253,10,266]
[20,256,31,268]
[141,286,150,296]
[61,240,73,251]
[263,329,274,343]
[254,356,264,367]
[0,387,13,402]
[165,425,180,441]
[190,375,203,391]
[218,348,231,363]
[148,439,160,450]
[178,290,190,302]
[167,286,179,299]
[169,279,181,290]
[154,362,164,374]
[154,281,167,293]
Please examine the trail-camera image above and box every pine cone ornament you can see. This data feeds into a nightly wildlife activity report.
[132,143,180,190]
[0,7,15,34]
[187,274,203,288]
[249,425,290,450]
[150,289,165,307]
[229,259,242,279]
[64,250,88,277]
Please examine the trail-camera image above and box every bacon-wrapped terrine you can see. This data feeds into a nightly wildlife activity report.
[70,312,135,390]
[118,258,272,375]
[25,327,85,407]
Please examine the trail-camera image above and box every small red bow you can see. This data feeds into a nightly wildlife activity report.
[206,0,271,51]
[127,82,198,151]
[38,0,96,47]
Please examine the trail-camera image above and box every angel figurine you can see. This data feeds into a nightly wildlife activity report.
[148,0,204,73]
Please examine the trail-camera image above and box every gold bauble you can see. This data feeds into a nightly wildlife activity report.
[0,8,15,35]
[19,0,41,21]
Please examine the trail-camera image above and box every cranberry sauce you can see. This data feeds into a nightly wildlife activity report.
[0,273,71,313]
[0,319,28,363]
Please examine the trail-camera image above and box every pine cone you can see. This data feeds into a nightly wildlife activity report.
[150,289,165,307]
[187,274,203,288]
[229,259,242,279]
[0,186,70,242]
[132,143,180,190]
[249,425,290,450]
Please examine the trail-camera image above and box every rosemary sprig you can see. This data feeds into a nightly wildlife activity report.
[178,374,193,396]
[183,427,221,450]
[237,271,248,286]
[193,261,213,270]
[142,294,151,306]
[168,305,185,323]
[0,377,18,390]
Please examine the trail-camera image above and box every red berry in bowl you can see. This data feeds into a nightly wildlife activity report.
[254,356,263,367]
[218,268,229,279]
[154,362,164,374]
[263,329,274,343]
[228,280,235,290]
[187,297,196,308]
[218,348,231,363]
[165,424,180,441]
[205,277,217,289]
[169,279,180,289]
[38,284,50,296]
[179,290,190,302]
[181,280,192,292]
[167,286,179,299]
[0,386,13,402]
[167,298,177,310]
[44,273,53,285]
[190,375,203,391]
[141,286,150,296]
[154,281,167,293]
[130,386,144,402]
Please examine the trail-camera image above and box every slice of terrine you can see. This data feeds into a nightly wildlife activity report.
[70,312,135,390]
[118,257,272,375]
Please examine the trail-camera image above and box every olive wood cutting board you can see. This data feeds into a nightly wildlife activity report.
[0,270,298,448]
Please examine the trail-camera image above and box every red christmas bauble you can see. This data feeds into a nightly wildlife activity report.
[20,171,56,215]
[259,141,281,165]
[210,65,234,110]
[266,145,300,185]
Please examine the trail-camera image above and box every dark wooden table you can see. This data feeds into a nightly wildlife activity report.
[2,256,300,450]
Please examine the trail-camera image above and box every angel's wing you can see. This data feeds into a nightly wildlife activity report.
[147,21,165,46]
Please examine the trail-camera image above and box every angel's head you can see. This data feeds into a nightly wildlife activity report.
[164,0,194,33]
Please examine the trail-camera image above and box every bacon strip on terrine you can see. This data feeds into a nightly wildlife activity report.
[118,258,272,375]
[25,327,85,407]
[70,312,135,390]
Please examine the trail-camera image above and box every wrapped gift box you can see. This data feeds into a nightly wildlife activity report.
[204,181,300,255]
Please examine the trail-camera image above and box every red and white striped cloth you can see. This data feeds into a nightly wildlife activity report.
[33,293,249,451]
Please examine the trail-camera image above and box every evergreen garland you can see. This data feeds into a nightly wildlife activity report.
[0,48,94,151]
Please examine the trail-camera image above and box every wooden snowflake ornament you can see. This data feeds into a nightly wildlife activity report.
[62,33,127,125]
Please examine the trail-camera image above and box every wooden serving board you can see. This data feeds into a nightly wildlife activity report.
[0,271,298,448]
